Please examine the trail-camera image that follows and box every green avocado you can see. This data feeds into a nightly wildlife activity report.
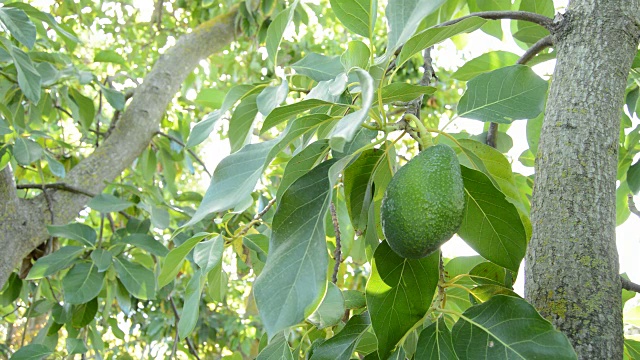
[381,144,465,258]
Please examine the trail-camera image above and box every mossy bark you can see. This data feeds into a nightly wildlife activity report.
[525,1,640,359]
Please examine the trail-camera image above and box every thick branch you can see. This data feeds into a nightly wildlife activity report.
[438,11,554,31]
[0,7,240,288]
[621,276,640,293]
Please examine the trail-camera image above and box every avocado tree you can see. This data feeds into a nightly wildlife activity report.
[1,0,640,359]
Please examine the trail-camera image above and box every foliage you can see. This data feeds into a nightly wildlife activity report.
[0,0,639,359]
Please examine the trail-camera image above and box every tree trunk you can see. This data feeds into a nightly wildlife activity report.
[525,1,640,359]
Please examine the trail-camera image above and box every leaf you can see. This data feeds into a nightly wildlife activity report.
[228,93,260,152]
[0,7,36,49]
[458,166,526,272]
[206,262,228,302]
[9,343,52,360]
[195,88,226,109]
[309,312,371,360]
[627,159,640,194]
[341,41,370,71]
[26,246,84,279]
[329,68,374,152]
[276,139,330,199]
[66,338,87,355]
[178,269,206,339]
[44,153,66,178]
[291,53,345,82]
[526,111,544,155]
[256,332,294,360]
[98,83,125,110]
[451,295,577,360]
[94,50,127,66]
[47,223,96,247]
[257,80,289,116]
[87,194,134,213]
[468,0,510,39]
[378,83,436,103]
[457,65,548,123]
[385,0,448,54]
[415,318,457,360]
[121,234,169,257]
[62,263,104,304]
[68,88,96,129]
[513,0,553,44]
[0,273,22,307]
[13,137,43,165]
[365,241,439,358]
[343,148,384,231]
[307,73,349,102]
[194,234,224,273]
[71,297,98,328]
[113,256,156,300]
[329,0,377,38]
[396,16,486,70]
[5,3,79,45]
[157,233,210,288]
[3,41,41,103]
[260,99,337,134]
[625,339,640,360]
[255,157,351,337]
[90,249,112,272]
[452,51,521,81]
[308,282,346,329]
[0,117,12,135]
[266,0,300,66]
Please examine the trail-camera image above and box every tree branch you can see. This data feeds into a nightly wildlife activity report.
[0,6,240,288]
[155,131,211,177]
[628,194,640,218]
[438,11,554,31]
[168,297,201,360]
[233,197,277,240]
[330,202,342,284]
[16,183,96,198]
[621,276,640,293]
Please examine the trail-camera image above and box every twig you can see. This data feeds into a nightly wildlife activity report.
[155,131,211,178]
[486,35,554,148]
[16,183,95,198]
[233,197,277,240]
[330,202,342,284]
[628,194,640,218]
[168,297,201,360]
[621,276,640,293]
[437,11,554,31]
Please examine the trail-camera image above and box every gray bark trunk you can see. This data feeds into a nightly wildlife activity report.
[0,8,238,288]
[525,1,640,359]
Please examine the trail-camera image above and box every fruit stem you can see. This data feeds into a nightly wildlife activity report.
[403,113,433,149]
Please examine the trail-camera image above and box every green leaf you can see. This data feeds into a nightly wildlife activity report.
[90,249,112,272]
[66,338,87,355]
[329,68,374,152]
[291,53,345,82]
[468,0,510,39]
[98,83,125,110]
[194,234,224,273]
[206,262,228,302]
[178,269,206,339]
[385,0,448,54]
[6,3,78,45]
[87,194,134,213]
[255,158,347,337]
[121,234,169,257]
[329,0,377,38]
[343,148,384,231]
[260,99,337,134]
[266,0,300,66]
[457,65,548,123]
[3,41,41,103]
[0,273,22,307]
[458,166,526,272]
[452,295,577,359]
[276,139,330,199]
[341,41,370,71]
[257,80,289,116]
[71,297,98,328]
[307,73,348,102]
[343,290,366,309]
[415,318,456,360]
[513,0,553,44]
[26,246,84,279]
[44,153,66,178]
[62,263,104,304]
[309,312,371,360]
[68,88,96,130]
[113,256,156,300]
[0,7,36,49]
[365,241,439,358]
[625,339,640,360]
[194,88,226,109]
[13,137,42,165]
[9,343,52,360]
[378,83,436,103]
[526,111,544,155]
[397,16,486,70]
[228,93,260,153]
[452,51,520,81]
[256,332,294,360]
[158,233,210,288]
[47,223,96,247]
[0,117,12,135]
[627,160,640,194]
[308,282,346,329]
[94,50,127,66]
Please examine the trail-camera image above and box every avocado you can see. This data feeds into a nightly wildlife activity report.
[380,144,465,258]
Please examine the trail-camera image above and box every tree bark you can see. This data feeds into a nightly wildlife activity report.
[525,1,640,359]
[0,7,239,288]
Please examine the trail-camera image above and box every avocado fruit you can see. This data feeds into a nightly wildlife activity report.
[381,144,465,258]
